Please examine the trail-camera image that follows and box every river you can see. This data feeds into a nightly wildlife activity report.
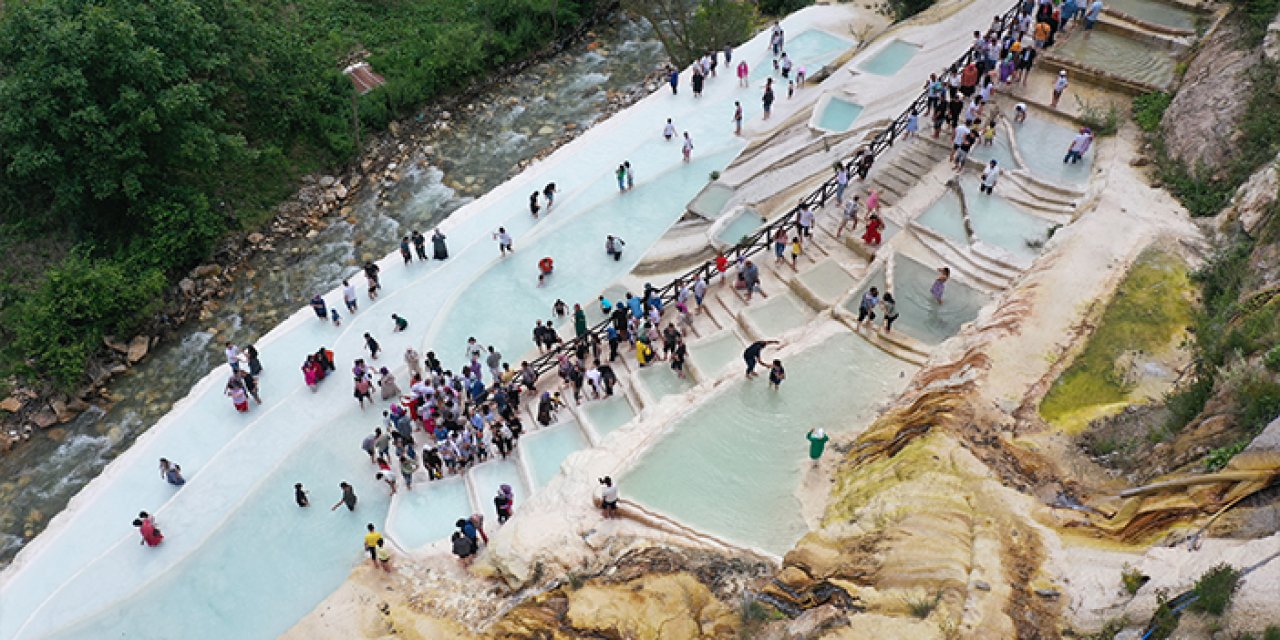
[0,17,664,566]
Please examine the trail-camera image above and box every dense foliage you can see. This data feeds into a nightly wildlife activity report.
[0,0,603,389]
[624,0,755,68]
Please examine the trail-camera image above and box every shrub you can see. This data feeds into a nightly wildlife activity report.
[1121,564,1148,595]
[904,590,943,618]
[758,0,811,16]
[1132,92,1171,133]
[886,0,935,20]
[8,252,166,389]
[1203,440,1248,471]
[1075,96,1120,136]
[1147,590,1180,640]
[1190,563,1240,616]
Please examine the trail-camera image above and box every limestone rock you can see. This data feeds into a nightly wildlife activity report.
[126,336,150,364]
[318,175,336,188]
[192,264,222,278]
[1228,153,1280,236]
[0,396,22,413]
[178,278,196,296]
[1161,23,1260,176]
[50,398,74,423]
[563,573,738,639]
[247,232,265,244]
[31,410,58,429]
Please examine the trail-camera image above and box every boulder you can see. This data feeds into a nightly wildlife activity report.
[50,398,74,423]
[318,175,336,188]
[0,396,23,413]
[178,278,196,296]
[247,232,265,244]
[103,336,130,354]
[192,264,222,278]
[334,184,348,200]
[126,336,150,364]
[31,410,58,429]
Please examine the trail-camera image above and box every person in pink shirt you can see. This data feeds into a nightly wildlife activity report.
[736,60,749,87]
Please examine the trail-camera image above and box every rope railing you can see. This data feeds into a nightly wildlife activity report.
[521,2,1025,381]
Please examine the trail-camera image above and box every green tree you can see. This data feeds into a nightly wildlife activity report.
[624,0,754,68]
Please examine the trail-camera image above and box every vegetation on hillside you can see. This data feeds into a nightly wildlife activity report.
[0,0,606,390]
[623,0,757,68]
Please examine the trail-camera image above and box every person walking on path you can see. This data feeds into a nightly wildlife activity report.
[573,304,588,338]
[295,483,310,507]
[364,332,381,359]
[806,428,829,464]
[399,236,413,264]
[432,228,449,259]
[412,230,428,261]
[834,163,849,205]
[668,67,679,95]
[404,347,422,379]
[494,227,513,256]
[625,161,634,190]
[529,191,541,218]
[1050,70,1068,109]
[743,259,766,301]
[310,294,327,321]
[931,267,951,304]
[391,314,408,332]
[605,235,626,261]
[768,359,786,390]
[663,118,676,140]
[363,261,381,299]
[599,476,619,518]
[543,183,557,209]
[736,60,749,87]
[616,164,628,192]
[837,195,860,239]
[743,339,779,379]
[732,101,743,135]
[331,481,357,511]
[691,66,704,98]
[343,279,359,314]
[682,132,694,163]
[762,79,775,120]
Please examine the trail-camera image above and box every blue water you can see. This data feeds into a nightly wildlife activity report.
[859,40,920,76]
[523,421,590,488]
[717,209,767,245]
[816,97,864,132]
[750,29,854,82]
[889,255,987,345]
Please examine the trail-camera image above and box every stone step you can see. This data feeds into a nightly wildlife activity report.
[910,226,1013,293]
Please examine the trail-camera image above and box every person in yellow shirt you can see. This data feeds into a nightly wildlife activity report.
[636,340,653,366]
[363,523,383,566]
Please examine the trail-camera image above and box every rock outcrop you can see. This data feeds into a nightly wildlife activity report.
[1160,22,1260,178]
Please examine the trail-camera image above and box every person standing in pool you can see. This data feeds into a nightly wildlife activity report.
[691,65,704,97]
[432,228,449,259]
[806,428,829,464]
[682,132,694,163]
[768,359,786,390]
[857,286,880,329]
[762,78,775,120]
[494,484,514,524]
[743,339,779,378]
[605,235,626,261]
[931,267,951,304]
[882,292,899,333]
[668,67,679,94]
[615,164,627,192]
[529,191,541,218]
[980,160,1000,194]
[625,161,634,190]
[1050,70,1069,109]
[663,118,676,140]
[737,60,749,87]
[732,101,743,135]
[331,481,357,511]
[295,483,310,507]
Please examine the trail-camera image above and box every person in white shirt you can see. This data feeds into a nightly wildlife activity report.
[980,160,1001,194]
[342,279,358,313]
[493,227,513,255]
[662,118,675,140]
[951,122,971,160]
[1050,70,1069,108]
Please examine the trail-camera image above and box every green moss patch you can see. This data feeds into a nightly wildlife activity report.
[1040,249,1193,432]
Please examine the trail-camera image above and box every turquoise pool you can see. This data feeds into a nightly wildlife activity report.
[859,40,920,76]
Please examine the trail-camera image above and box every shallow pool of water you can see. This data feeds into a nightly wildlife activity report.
[467,458,528,523]
[815,96,864,132]
[750,29,854,83]
[689,182,736,219]
[963,181,1052,264]
[859,39,920,76]
[581,396,636,438]
[717,208,767,245]
[387,475,473,550]
[916,191,970,246]
[625,331,916,555]
[795,259,856,305]
[1012,114,1094,187]
[635,364,696,400]
[523,422,591,489]
[1052,29,1177,89]
[888,255,987,345]
[687,330,747,379]
[742,291,816,337]
[1107,0,1201,31]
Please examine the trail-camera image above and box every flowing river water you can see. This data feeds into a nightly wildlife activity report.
[0,18,665,566]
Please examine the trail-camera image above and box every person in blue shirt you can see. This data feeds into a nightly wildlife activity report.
[598,295,612,314]
[667,67,679,95]
[626,293,643,318]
